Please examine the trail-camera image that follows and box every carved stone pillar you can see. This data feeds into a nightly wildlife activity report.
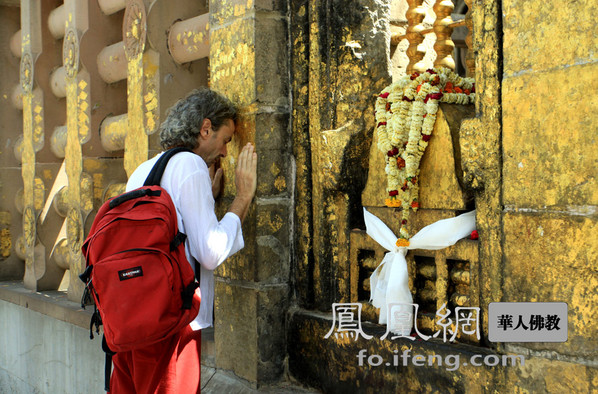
[405,0,427,73]
[432,0,455,70]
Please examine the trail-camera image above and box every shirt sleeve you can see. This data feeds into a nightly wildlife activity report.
[174,165,244,271]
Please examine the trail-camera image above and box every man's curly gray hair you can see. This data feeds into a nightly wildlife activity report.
[159,87,238,151]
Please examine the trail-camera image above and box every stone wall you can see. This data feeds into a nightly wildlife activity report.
[287,0,598,392]
[208,0,291,386]
[500,0,598,360]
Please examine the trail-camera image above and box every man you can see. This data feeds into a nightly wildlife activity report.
[111,88,257,393]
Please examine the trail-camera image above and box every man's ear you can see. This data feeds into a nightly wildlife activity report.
[200,118,212,139]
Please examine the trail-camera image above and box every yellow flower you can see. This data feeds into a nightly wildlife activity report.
[396,238,410,247]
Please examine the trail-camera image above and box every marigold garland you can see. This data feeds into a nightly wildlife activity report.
[375,68,475,240]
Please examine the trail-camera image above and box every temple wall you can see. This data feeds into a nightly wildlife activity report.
[288,0,598,392]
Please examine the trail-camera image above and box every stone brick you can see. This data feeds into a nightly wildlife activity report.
[256,233,289,283]
[503,0,598,76]
[214,281,258,383]
[256,148,292,197]
[503,64,598,207]
[214,282,288,385]
[256,201,289,245]
[256,285,287,383]
[503,212,598,358]
[255,111,290,151]
[255,16,289,105]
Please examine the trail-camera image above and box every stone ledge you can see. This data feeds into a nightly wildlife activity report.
[0,281,92,330]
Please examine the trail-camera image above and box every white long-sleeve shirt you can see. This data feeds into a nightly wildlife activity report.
[126,151,244,330]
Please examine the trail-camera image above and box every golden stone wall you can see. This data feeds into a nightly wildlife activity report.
[289,0,598,392]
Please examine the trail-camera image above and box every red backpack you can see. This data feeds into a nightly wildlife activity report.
[80,148,200,390]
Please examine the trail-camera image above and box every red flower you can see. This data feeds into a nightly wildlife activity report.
[426,69,436,74]
[422,135,431,142]
[402,96,413,102]
[392,147,399,155]
[401,219,407,225]
[471,83,475,93]
[397,157,405,168]
[379,92,390,98]
[389,190,399,196]
[401,184,408,191]
[377,122,387,127]
[410,72,420,80]
[386,102,391,111]
[411,201,419,209]
[424,92,444,103]
[470,230,479,240]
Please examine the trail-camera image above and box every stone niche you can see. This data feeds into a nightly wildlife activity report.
[352,102,480,343]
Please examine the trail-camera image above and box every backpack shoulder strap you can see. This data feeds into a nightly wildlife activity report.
[143,147,193,186]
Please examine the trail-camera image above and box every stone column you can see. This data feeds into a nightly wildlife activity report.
[209,0,290,386]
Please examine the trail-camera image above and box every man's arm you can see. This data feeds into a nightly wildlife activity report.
[228,143,257,222]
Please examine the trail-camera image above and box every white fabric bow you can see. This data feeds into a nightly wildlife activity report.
[363,208,476,334]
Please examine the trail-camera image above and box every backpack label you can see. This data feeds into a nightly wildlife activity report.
[118,266,144,281]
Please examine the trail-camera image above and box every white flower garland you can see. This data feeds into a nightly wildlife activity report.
[375,68,475,243]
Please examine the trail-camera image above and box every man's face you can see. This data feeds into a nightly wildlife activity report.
[195,118,235,167]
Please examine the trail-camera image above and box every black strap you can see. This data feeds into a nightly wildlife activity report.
[143,147,192,186]
[195,260,201,283]
[104,353,112,392]
[109,188,161,209]
[170,231,187,251]
[181,281,200,310]
[101,336,116,392]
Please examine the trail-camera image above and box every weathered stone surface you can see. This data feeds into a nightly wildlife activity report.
[504,355,591,393]
[215,282,288,386]
[256,233,289,283]
[256,202,289,247]
[210,18,256,106]
[215,281,259,383]
[288,309,597,394]
[503,64,598,207]
[255,111,290,151]
[503,211,598,357]
[256,149,292,197]
[256,286,287,383]
[255,16,288,105]
[503,0,598,76]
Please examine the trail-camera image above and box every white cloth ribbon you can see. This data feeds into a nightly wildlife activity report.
[364,208,476,334]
